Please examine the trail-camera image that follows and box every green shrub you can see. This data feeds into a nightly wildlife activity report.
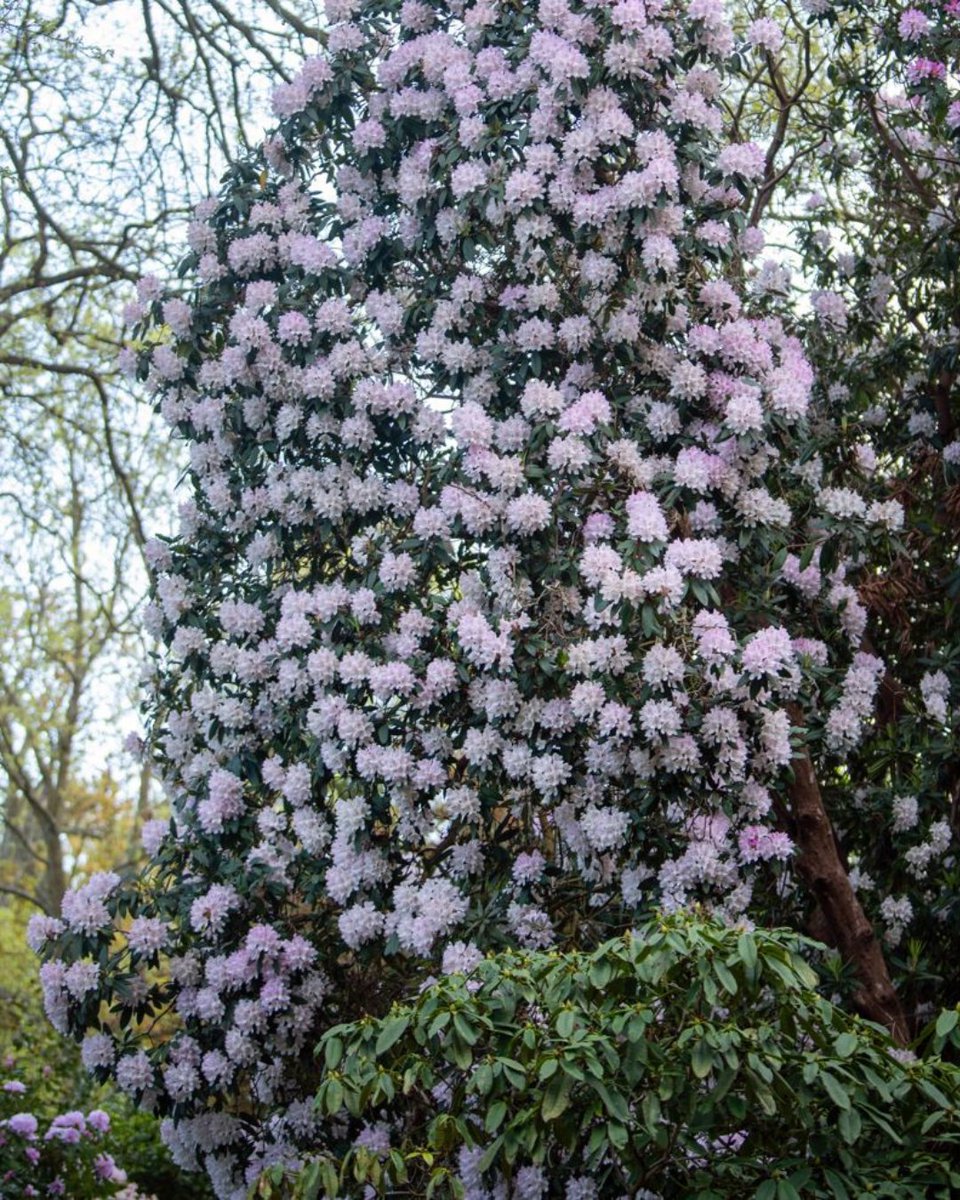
[262,915,960,1199]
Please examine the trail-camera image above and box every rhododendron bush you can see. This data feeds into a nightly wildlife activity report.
[28,0,960,1195]
[270,917,960,1199]
[0,1077,128,1199]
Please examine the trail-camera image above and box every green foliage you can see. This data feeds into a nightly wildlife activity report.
[271,916,960,1199]
[0,904,85,1102]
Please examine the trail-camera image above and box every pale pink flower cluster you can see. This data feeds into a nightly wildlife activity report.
[746,17,784,54]
[921,669,950,723]
[825,653,885,751]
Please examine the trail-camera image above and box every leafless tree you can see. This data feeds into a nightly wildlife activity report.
[0,1,320,907]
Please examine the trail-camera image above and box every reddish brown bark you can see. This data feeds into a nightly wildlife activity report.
[786,708,909,1045]
[932,369,955,442]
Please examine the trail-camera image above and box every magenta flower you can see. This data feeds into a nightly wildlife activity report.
[907,57,947,81]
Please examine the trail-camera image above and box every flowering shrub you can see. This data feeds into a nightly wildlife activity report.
[257,915,960,1199]
[0,1076,127,1199]
[29,0,959,1195]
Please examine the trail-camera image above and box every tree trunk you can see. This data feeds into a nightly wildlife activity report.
[786,708,909,1044]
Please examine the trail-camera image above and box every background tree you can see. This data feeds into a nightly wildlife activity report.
[0,0,324,912]
[0,401,148,914]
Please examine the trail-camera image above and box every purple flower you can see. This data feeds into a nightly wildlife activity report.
[86,1109,110,1134]
[94,1152,125,1182]
[6,1112,38,1139]
[898,8,930,39]
[45,1111,85,1144]
[45,1126,81,1145]
[512,851,546,885]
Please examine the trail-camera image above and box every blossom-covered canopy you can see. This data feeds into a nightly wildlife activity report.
[30,0,951,1195]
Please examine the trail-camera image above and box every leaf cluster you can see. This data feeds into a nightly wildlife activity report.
[263,915,960,1199]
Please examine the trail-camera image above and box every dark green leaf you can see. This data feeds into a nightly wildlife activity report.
[376,1015,410,1056]
[485,1101,507,1133]
[821,1072,851,1111]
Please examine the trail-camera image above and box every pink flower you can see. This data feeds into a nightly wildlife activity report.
[583,512,615,542]
[505,492,551,534]
[907,57,946,82]
[353,118,386,152]
[625,491,669,541]
[746,17,783,53]
[557,390,611,435]
[739,825,794,863]
[277,311,313,345]
[741,627,796,679]
[136,274,162,302]
[717,141,767,180]
[898,8,930,39]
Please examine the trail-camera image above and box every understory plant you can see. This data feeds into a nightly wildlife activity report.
[256,915,960,1199]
